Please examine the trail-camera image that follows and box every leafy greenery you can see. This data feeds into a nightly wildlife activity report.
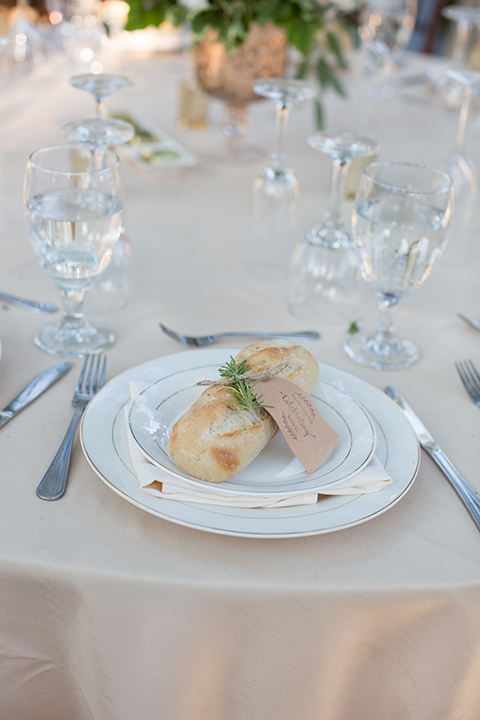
[124,0,360,123]
[218,356,273,411]
[347,320,359,334]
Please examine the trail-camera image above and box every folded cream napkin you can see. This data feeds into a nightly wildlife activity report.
[126,382,392,508]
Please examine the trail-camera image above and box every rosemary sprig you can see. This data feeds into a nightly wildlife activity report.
[218,357,273,411]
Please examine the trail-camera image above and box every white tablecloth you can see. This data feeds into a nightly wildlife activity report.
[0,49,479,720]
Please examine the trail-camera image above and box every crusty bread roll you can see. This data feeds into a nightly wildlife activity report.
[168,340,319,483]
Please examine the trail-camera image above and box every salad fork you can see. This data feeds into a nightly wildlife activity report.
[36,354,107,501]
[159,323,320,347]
[455,359,480,407]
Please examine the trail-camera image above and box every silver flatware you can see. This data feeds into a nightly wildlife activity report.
[0,291,58,314]
[36,354,107,501]
[457,312,480,331]
[0,361,72,430]
[159,323,320,347]
[385,386,480,532]
[455,359,480,407]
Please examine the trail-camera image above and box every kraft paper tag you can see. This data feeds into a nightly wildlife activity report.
[255,378,339,473]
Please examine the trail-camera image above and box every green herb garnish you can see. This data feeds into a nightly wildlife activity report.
[348,320,359,335]
[218,357,272,412]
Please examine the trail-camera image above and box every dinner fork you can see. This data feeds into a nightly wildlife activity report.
[455,359,480,407]
[159,323,320,347]
[36,354,107,501]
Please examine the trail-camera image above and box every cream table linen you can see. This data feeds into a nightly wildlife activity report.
[0,51,479,720]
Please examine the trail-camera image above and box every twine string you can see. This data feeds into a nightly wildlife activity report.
[197,360,289,387]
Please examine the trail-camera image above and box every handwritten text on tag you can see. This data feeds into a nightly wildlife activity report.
[255,378,339,473]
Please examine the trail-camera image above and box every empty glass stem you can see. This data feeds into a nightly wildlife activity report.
[318,156,352,246]
[371,300,398,355]
[271,102,290,174]
[455,85,474,151]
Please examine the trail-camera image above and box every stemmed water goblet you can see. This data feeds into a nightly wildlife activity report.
[440,68,479,230]
[343,161,452,370]
[24,144,124,356]
[287,130,379,325]
[247,77,317,280]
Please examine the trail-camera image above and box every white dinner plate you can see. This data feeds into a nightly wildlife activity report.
[80,349,420,538]
[128,369,376,497]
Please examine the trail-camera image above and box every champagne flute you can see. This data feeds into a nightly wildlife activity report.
[344,161,452,370]
[24,144,123,356]
[247,77,316,280]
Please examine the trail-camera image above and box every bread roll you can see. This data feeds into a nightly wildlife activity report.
[168,340,319,483]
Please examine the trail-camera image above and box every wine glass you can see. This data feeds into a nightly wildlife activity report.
[440,68,479,229]
[287,131,379,325]
[442,6,480,69]
[69,73,133,119]
[343,161,452,370]
[247,78,317,280]
[358,0,417,100]
[24,144,123,356]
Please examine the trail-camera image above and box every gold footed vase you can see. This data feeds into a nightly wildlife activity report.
[193,23,287,160]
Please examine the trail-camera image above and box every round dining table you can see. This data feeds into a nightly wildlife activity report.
[0,45,479,720]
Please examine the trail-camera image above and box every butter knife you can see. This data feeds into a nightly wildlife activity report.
[0,361,72,429]
[385,386,480,532]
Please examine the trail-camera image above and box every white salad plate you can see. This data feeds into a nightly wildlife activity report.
[127,368,376,497]
[80,349,420,538]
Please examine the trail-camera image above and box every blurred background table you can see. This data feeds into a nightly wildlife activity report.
[0,43,479,720]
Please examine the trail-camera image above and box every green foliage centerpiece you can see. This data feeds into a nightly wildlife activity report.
[124,0,359,125]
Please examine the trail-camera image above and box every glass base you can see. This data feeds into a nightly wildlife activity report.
[343,332,419,370]
[34,319,115,358]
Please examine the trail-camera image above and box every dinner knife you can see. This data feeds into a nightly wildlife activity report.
[385,386,480,532]
[0,361,72,430]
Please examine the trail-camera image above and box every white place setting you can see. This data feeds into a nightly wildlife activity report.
[0,2,480,718]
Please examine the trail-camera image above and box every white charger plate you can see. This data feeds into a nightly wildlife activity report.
[80,349,420,538]
[128,369,376,497]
